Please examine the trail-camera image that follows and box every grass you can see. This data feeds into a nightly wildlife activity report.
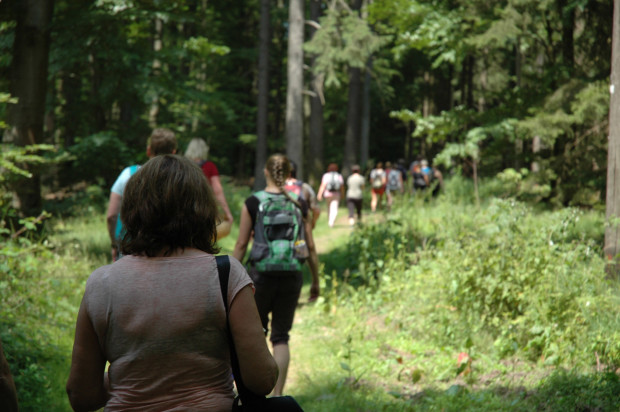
[2,176,619,411]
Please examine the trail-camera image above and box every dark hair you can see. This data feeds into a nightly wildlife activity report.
[148,128,177,156]
[289,160,298,178]
[120,155,220,257]
[376,161,383,169]
[327,163,338,172]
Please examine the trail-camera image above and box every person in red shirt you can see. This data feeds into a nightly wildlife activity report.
[185,138,234,238]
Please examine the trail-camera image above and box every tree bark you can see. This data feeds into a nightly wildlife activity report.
[5,0,55,217]
[604,0,620,278]
[360,62,371,171]
[254,0,270,190]
[343,0,363,176]
[148,17,163,128]
[285,0,304,177]
[308,0,324,186]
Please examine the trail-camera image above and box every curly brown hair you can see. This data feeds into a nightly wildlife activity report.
[120,155,220,257]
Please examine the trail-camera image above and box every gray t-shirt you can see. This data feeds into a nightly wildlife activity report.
[346,173,365,199]
[83,253,251,411]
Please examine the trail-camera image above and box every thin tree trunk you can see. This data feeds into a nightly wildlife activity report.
[254,0,270,190]
[343,0,363,176]
[604,0,620,278]
[344,66,361,176]
[285,0,304,177]
[5,0,55,217]
[308,0,324,186]
[360,60,371,170]
[148,17,163,128]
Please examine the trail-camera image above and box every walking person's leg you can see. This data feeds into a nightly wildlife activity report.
[371,190,378,212]
[270,273,303,396]
[328,198,339,227]
[347,198,355,226]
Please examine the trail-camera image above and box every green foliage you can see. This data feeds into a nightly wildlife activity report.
[305,4,391,88]
[64,131,135,186]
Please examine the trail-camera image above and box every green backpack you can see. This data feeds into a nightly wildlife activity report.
[249,191,308,272]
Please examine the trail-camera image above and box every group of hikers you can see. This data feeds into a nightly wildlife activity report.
[0,127,443,411]
[317,158,444,228]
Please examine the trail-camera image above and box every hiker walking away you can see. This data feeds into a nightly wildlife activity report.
[234,153,314,396]
[285,160,321,302]
[385,161,404,210]
[346,164,365,226]
[185,138,234,239]
[421,159,444,197]
[410,159,428,194]
[317,163,345,227]
[397,158,409,194]
[106,128,177,262]
[68,155,278,411]
[369,161,387,212]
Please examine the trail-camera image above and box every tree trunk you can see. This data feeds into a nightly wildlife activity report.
[558,0,575,74]
[5,0,55,218]
[254,0,270,190]
[344,66,362,176]
[308,0,324,186]
[343,0,363,176]
[148,17,163,128]
[360,60,371,171]
[604,0,620,278]
[285,0,304,177]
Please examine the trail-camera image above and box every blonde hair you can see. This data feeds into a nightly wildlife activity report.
[265,154,301,208]
[184,138,210,161]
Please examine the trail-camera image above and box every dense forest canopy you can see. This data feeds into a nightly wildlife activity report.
[0,0,614,211]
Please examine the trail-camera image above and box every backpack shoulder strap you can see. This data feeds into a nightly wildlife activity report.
[215,255,231,315]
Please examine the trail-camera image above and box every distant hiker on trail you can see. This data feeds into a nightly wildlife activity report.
[317,163,345,227]
[346,164,365,226]
[0,338,18,412]
[234,153,316,396]
[106,128,177,262]
[184,137,234,239]
[369,161,387,212]
[421,159,444,197]
[68,155,278,411]
[385,161,404,210]
[410,159,429,193]
[285,160,321,302]
[397,158,408,189]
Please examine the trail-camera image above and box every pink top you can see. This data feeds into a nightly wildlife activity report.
[83,253,251,411]
[321,172,344,199]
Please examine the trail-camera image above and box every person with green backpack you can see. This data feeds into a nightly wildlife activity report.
[233,153,316,397]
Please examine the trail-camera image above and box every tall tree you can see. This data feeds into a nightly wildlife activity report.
[5,0,55,217]
[254,0,271,190]
[285,0,305,176]
[308,0,324,185]
[605,0,620,277]
[342,0,363,176]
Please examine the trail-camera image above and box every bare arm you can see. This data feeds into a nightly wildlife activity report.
[66,301,108,412]
[229,285,278,395]
[0,339,18,412]
[209,176,234,223]
[316,181,326,202]
[106,192,121,261]
[233,205,253,262]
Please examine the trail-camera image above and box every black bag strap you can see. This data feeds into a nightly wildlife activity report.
[215,255,260,404]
